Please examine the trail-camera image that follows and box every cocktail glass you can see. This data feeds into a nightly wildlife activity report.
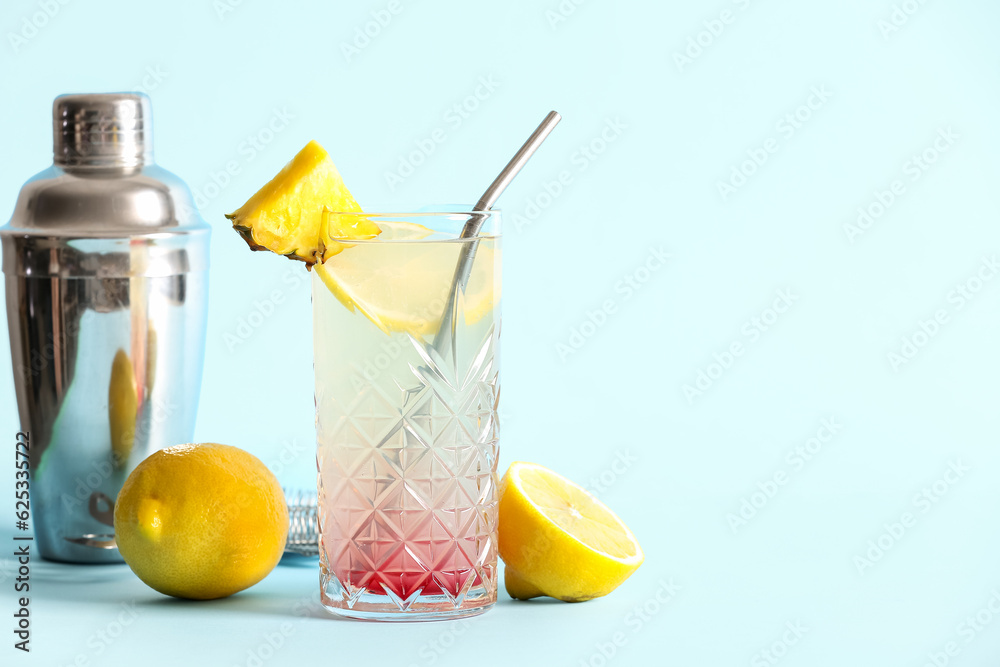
[314,211,501,621]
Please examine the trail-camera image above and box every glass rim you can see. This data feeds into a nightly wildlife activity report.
[322,208,501,216]
[322,209,501,243]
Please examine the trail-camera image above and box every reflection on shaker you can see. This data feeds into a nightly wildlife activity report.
[109,348,138,469]
[146,325,158,395]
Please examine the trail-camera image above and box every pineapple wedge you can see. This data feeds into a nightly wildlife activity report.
[225,140,378,264]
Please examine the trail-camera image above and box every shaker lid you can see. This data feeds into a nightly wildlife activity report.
[1,91,210,241]
[54,93,152,168]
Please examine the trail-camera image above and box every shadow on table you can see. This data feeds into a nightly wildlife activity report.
[22,555,553,619]
[277,553,318,568]
[131,588,550,621]
[128,576,327,619]
[496,596,564,605]
[28,559,133,585]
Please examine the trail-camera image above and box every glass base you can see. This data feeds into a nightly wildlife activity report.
[321,572,496,622]
[321,598,495,622]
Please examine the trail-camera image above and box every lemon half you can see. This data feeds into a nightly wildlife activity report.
[498,461,644,602]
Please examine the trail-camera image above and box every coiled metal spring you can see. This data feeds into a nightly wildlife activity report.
[283,488,319,557]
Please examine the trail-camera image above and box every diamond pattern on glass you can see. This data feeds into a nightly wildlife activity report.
[320,326,499,610]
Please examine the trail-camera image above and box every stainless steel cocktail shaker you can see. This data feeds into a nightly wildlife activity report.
[1,93,210,563]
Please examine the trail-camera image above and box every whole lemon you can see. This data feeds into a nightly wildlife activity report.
[114,443,289,600]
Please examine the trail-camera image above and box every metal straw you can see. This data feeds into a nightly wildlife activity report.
[434,111,561,356]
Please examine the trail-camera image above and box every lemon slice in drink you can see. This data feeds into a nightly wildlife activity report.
[314,220,497,337]
[498,461,644,602]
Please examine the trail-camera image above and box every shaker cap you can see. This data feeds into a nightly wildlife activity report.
[53,93,152,168]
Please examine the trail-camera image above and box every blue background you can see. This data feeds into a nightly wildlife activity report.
[2,0,1000,665]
